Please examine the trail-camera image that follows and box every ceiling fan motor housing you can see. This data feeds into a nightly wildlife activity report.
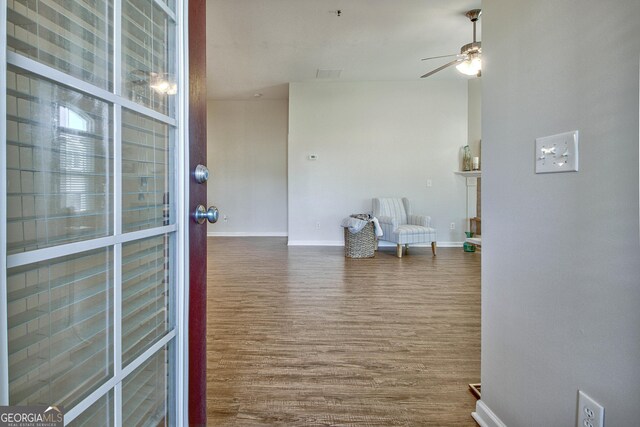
[461,41,481,55]
[466,9,481,22]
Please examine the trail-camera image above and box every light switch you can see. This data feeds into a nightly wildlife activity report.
[535,130,578,174]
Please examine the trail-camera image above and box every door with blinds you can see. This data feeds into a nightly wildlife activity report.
[0,0,187,425]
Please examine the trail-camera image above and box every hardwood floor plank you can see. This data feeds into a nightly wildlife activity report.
[207,237,480,426]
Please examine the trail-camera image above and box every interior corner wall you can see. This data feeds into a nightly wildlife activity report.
[468,78,482,219]
[468,78,482,158]
[480,0,640,426]
[206,99,288,235]
[288,80,468,245]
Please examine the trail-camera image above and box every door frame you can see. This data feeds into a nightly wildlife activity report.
[186,0,208,424]
[177,0,191,424]
[0,0,192,424]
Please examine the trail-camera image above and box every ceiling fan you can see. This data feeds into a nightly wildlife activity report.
[420,9,482,78]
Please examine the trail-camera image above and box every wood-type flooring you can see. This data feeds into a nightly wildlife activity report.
[206,237,480,426]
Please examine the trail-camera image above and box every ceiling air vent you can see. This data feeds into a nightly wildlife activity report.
[316,69,342,79]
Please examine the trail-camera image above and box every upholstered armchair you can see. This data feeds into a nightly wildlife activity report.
[372,198,437,258]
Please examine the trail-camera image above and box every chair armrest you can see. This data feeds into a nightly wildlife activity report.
[408,214,431,227]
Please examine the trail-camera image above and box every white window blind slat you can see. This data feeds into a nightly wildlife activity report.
[66,391,114,427]
[6,248,113,407]
[122,348,167,426]
[6,67,113,255]
[7,0,113,90]
[122,235,169,365]
[75,414,111,426]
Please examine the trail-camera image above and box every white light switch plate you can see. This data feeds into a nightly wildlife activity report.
[535,130,579,173]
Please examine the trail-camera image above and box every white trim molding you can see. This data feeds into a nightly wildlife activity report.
[433,241,464,248]
[286,241,465,247]
[206,235,464,247]
[472,400,508,427]
[377,241,463,248]
[176,0,189,424]
[208,232,288,237]
[287,240,344,246]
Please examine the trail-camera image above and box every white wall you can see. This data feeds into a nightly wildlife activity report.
[206,99,288,235]
[288,80,469,245]
[468,78,482,160]
[477,1,640,426]
[468,79,482,219]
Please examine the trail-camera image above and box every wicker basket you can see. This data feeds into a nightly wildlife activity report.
[344,222,375,258]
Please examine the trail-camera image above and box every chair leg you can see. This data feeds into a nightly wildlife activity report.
[396,244,403,258]
[405,244,409,254]
[375,240,379,251]
[431,241,437,256]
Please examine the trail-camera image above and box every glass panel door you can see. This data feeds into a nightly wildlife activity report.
[6,67,113,254]
[6,0,114,90]
[121,109,172,232]
[7,248,114,408]
[1,0,184,425]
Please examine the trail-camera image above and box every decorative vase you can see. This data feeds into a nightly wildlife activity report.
[464,231,476,252]
[463,145,472,171]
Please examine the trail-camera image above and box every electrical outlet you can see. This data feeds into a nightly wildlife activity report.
[315,222,321,229]
[577,391,604,427]
[426,179,433,188]
[450,222,455,230]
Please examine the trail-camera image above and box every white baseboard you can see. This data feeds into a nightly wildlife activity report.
[287,241,464,247]
[287,240,344,246]
[472,400,507,427]
[377,241,463,248]
[207,232,288,237]
[206,235,463,248]
[435,241,463,248]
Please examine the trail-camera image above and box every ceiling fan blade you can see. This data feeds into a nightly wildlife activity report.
[421,53,459,61]
[420,59,462,78]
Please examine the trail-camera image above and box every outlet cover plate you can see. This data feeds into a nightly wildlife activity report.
[577,390,604,427]
[535,130,579,173]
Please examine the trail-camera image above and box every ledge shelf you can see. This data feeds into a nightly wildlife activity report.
[465,236,482,246]
[454,170,481,178]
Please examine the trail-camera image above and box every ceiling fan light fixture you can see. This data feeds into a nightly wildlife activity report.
[456,56,481,76]
[420,9,483,79]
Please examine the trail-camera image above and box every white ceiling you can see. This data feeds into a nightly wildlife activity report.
[205,0,482,100]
